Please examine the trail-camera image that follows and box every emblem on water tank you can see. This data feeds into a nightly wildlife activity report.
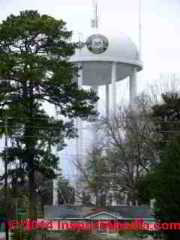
[86,34,109,54]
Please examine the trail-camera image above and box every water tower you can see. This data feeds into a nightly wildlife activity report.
[70,1,143,170]
[53,1,143,205]
[70,2,143,117]
[70,1,143,173]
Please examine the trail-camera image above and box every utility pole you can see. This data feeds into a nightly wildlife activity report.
[4,115,9,240]
[91,0,99,29]
[138,0,142,59]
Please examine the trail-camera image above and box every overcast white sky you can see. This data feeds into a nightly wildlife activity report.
[1,0,180,91]
[1,0,180,178]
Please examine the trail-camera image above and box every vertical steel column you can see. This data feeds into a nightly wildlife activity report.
[74,64,84,205]
[129,67,137,106]
[53,179,58,206]
[105,84,110,119]
[112,62,117,115]
[92,85,98,146]
[138,0,142,59]
[76,64,83,166]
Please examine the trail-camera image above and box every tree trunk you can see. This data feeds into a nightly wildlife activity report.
[28,166,37,219]
[23,80,37,221]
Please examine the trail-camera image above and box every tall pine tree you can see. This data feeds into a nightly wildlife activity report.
[0,10,98,219]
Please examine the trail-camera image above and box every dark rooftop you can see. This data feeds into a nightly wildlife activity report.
[44,205,154,220]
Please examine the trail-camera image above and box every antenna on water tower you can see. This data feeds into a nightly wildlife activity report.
[138,0,142,59]
[91,0,99,29]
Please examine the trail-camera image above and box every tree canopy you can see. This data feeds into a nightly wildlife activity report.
[139,92,180,240]
[0,10,98,220]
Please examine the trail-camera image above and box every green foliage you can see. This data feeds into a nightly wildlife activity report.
[134,230,151,239]
[152,92,180,146]
[84,146,111,206]
[151,93,180,223]
[151,143,180,222]
[57,175,75,204]
[118,230,135,236]
[136,173,154,204]
[0,10,98,219]
[140,92,180,240]
[11,227,35,240]
[60,230,98,240]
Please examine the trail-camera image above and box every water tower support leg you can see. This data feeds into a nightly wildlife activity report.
[76,65,83,167]
[112,63,117,115]
[92,85,98,112]
[53,179,58,205]
[92,85,98,145]
[129,68,137,106]
[105,84,110,119]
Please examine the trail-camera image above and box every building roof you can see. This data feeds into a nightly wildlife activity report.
[44,205,154,220]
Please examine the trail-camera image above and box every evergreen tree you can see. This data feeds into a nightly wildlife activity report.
[139,92,180,240]
[57,175,75,205]
[0,10,98,220]
[147,142,180,240]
